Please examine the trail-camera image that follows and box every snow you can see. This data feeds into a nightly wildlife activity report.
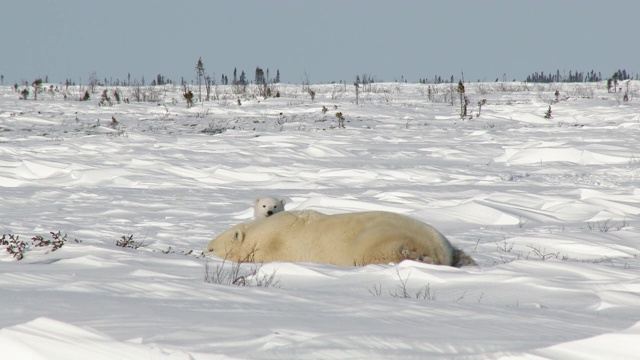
[1,81,639,359]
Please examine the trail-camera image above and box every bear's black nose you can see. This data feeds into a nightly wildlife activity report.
[267,211,273,216]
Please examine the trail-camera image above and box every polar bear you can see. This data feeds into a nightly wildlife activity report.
[253,197,286,219]
[206,210,475,267]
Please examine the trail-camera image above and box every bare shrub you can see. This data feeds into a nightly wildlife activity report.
[373,269,437,300]
[587,219,629,232]
[495,240,523,263]
[572,85,594,98]
[414,284,436,300]
[113,88,121,103]
[367,283,383,296]
[131,82,142,102]
[201,121,226,135]
[144,86,164,102]
[88,72,98,94]
[526,245,562,261]
[331,84,345,100]
[517,216,528,228]
[204,256,280,288]
[444,85,456,106]
[335,112,345,128]
[477,99,487,117]
[99,89,113,106]
[232,83,247,96]
[198,107,210,118]
[475,83,493,95]
[115,234,146,249]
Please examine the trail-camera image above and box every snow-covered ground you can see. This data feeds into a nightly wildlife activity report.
[1,81,639,359]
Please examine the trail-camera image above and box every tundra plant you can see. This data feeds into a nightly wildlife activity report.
[335,112,345,128]
[32,78,43,100]
[457,80,469,119]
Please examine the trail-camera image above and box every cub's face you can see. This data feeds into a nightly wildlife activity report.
[254,197,285,219]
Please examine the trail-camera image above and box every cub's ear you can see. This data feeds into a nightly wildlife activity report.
[233,230,245,243]
[280,199,286,205]
[255,198,261,204]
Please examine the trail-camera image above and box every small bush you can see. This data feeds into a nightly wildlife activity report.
[109,116,118,128]
[1,234,28,260]
[1,231,71,260]
[204,260,280,287]
[183,90,194,108]
[115,234,145,249]
[204,248,279,287]
[99,89,113,106]
[32,231,67,252]
[32,78,43,100]
[457,80,469,119]
[368,269,436,300]
[477,99,487,117]
[335,112,345,128]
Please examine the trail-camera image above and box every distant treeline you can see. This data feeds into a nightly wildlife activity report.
[53,66,281,88]
[5,66,639,88]
[417,69,637,85]
[525,69,636,83]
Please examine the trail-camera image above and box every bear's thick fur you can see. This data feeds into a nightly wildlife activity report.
[254,197,286,219]
[206,210,475,267]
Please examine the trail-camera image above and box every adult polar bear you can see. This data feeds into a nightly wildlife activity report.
[206,210,475,267]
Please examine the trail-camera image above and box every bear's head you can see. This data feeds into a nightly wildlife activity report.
[208,211,299,263]
[207,223,256,262]
[254,197,286,219]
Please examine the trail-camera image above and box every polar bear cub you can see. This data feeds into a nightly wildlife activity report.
[253,197,286,219]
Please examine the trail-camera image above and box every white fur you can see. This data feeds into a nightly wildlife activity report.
[253,197,286,219]
[207,210,475,267]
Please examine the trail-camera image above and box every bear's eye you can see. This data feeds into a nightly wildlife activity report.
[273,206,277,209]
[262,205,266,208]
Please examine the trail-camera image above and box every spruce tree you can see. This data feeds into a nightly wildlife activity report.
[255,67,265,85]
[196,57,205,102]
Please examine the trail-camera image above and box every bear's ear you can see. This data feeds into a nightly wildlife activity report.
[280,199,286,205]
[255,198,261,204]
[233,229,245,243]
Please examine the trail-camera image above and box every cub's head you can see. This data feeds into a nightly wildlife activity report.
[254,197,286,219]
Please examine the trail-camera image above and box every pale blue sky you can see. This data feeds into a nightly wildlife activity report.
[2,0,638,85]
